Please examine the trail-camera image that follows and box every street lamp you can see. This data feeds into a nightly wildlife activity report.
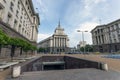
[77,30,88,54]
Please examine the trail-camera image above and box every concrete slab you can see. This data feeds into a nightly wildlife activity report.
[7,68,120,80]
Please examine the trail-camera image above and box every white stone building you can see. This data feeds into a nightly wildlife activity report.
[38,22,69,53]
[0,0,40,57]
[91,19,120,52]
[0,0,40,43]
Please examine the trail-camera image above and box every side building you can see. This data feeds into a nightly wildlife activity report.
[0,0,40,56]
[0,0,40,44]
[91,19,120,53]
[38,22,69,54]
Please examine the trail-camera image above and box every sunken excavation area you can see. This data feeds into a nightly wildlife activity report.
[20,56,104,72]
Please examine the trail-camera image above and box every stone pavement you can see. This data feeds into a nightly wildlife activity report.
[7,68,120,80]
[1,54,120,80]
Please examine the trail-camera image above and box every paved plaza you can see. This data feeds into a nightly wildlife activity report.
[7,68,120,80]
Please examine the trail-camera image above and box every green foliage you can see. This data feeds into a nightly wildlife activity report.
[85,44,93,52]
[0,29,10,45]
[80,47,84,52]
[0,28,37,54]
[38,47,46,52]
[80,44,93,52]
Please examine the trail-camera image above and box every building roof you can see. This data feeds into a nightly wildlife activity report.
[91,18,120,33]
[90,25,106,33]
[29,0,40,25]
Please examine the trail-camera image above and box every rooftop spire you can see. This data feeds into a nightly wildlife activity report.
[58,19,61,27]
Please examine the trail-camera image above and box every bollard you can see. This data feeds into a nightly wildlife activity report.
[101,63,108,71]
[12,66,21,78]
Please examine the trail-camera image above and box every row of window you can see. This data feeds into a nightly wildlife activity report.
[93,23,120,36]
[8,0,35,24]
[94,30,120,45]
[0,0,37,41]
[7,13,31,38]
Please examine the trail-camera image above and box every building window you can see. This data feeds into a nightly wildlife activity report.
[20,16,22,19]
[26,1,28,5]
[111,25,114,30]
[108,27,110,32]
[10,2,14,12]
[114,39,116,43]
[3,0,6,3]
[118,36,120,42]
[98,29,100,33]
[115,23,118,29]
[25,31,26,36]
[118,24,120,28]
[16,10,19,18]
[28,6,29,10]
[7,13,12,25]
[101,29,103,33]
[14,20,17,30]
[22,28,24,35]
[18,24,21,33]
[18,1,20,9]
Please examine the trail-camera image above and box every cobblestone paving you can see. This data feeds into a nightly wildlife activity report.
[7,68,120,80]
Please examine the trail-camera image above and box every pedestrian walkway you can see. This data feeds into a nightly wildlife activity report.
[7,68,120,80]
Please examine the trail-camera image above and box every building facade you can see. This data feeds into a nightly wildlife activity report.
[0,0,40,57]
[38,22,69,53]
[91,19,120,53]
[0,0,40,44]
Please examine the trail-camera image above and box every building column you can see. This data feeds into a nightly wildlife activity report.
[55,37,56,47]
[62,38,63,47]
[60,38,61,47]
[56,37,58,47]
[58,38,60,47]
[63,38,65,47]
[65,38,66,47]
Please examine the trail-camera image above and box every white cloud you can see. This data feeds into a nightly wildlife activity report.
[83,0,107,17]
[69,22,99,47]
[34,0,109,47]
[76,22,99,32]
[37,33,51,43]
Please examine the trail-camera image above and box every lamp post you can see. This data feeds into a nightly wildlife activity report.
[77,30,88,54]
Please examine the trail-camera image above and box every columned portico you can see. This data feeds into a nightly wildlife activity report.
[38,21,69,54]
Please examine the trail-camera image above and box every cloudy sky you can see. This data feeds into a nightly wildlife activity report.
[32,0,120,47]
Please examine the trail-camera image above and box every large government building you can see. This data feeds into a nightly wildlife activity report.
[38,21,69,54]
[0,0,40,44]
[91,19,120,53]
[0,0,40,56]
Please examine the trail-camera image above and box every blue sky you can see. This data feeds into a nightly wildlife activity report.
[32,0,120,47]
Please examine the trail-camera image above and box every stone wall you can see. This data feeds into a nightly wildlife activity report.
[93,43,120,53]
[64,56,100,69]
[19,56,102,72]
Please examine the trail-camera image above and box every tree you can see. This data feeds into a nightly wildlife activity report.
[85,44,93,52]
[80,47,84,52]
[0,28,37,58]
[0,29,10,54]
[38,47,46,53]
[8,38,19,58]
[80,44,93,53]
